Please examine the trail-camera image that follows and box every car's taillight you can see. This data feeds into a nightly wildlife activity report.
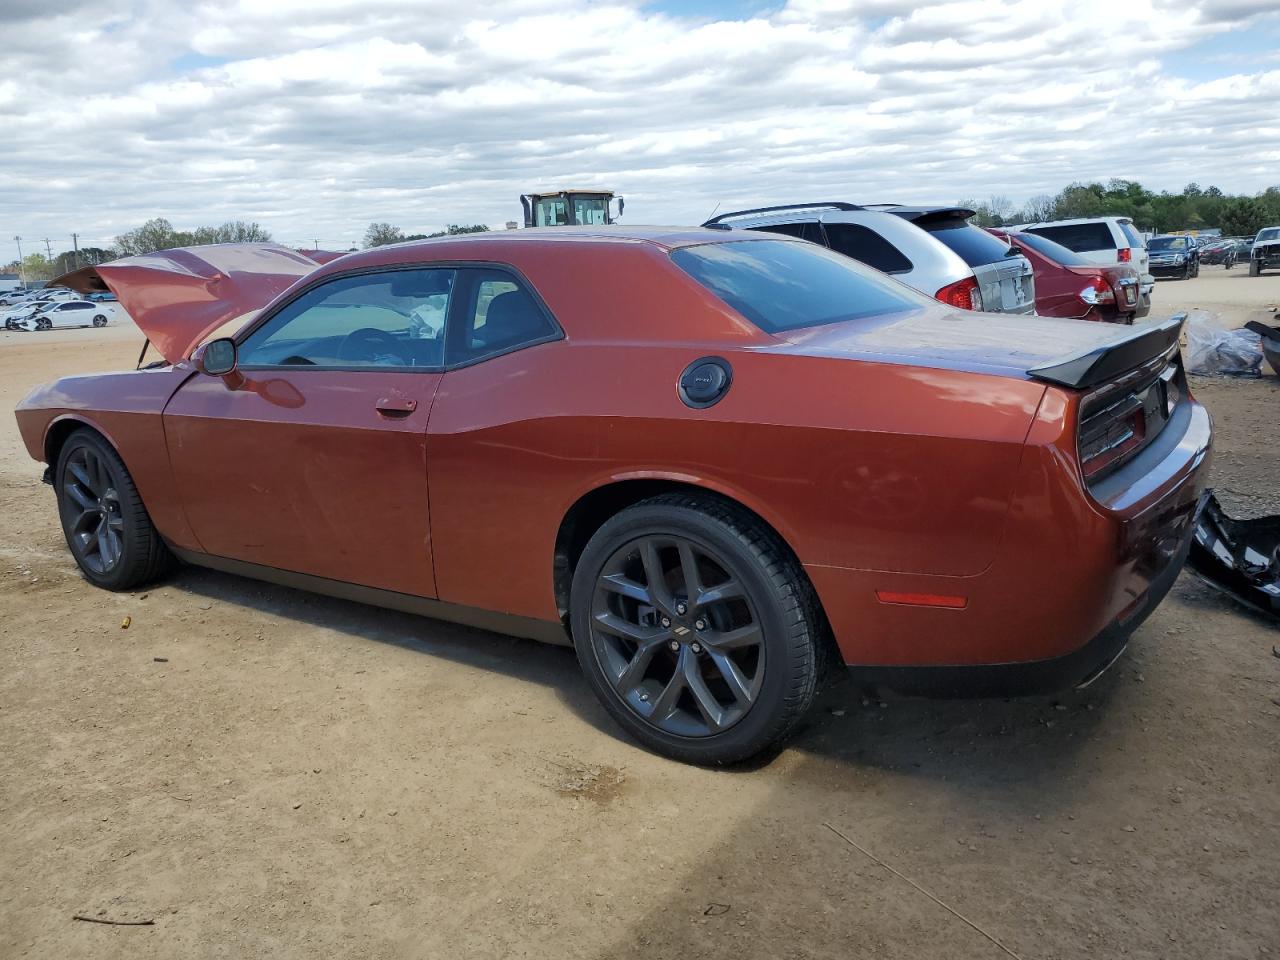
[1079,277,1116,306]
[935,276,983,311]
[1079,398,1147,479]
[1117,247,1132,263]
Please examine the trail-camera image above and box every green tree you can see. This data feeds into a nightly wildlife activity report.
[52,247,116,275]
[1219,198,1268,237]
[363,222,405,248]
[20,253,54,281]
[116,218,192,256]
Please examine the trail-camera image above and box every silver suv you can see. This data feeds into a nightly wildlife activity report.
[702,202,1037,314]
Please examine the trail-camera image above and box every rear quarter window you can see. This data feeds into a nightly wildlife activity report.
[917,220,1016,267]
[1118,221,1144,247]
[1025,222,1116,253]
[747,221,825,244]
[822,223,913,273]
[670,239,924,334]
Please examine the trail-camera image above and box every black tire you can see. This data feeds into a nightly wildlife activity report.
[93,315,107,327]
[55,429,174,590]
[570,493,825,765]
[1250,260,1262,277]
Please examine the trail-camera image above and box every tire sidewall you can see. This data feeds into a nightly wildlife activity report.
[570,501,809,764]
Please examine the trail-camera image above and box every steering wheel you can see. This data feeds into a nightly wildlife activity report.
[336,327,404,363]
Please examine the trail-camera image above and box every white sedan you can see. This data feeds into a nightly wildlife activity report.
[14,300,115,331]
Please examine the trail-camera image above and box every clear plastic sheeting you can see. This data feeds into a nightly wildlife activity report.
[1183,311,1263,377]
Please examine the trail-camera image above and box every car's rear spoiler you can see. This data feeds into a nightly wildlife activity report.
[1027,314,1185,389]
[52,244,328,365]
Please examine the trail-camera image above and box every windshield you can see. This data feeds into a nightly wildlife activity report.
[1009,231,1090,266]
[670,239,925,334]
[1148,237,1189,251]
[1257,228,1280,242]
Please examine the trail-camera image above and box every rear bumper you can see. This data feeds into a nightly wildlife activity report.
[851,502,1196,697]
[808,399,1212,685]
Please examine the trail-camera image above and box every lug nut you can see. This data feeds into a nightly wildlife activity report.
[691,642,703,654]
[669,640,680,652]
[694,619,707,631]
[660,617,671,628]
[676,602,687,615]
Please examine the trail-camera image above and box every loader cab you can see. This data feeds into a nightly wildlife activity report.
[520,190,623,228]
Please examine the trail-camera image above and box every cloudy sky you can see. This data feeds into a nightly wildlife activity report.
[3,0,1279,254]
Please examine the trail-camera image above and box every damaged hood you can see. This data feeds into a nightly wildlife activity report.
[52,244,330,364]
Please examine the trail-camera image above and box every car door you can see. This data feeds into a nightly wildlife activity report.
[162,266,454,597]
[51,302,90,327]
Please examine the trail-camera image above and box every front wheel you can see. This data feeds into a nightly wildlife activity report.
[92,315,107,327]
[570,494,826,765]
[1251,260,1262,277]
[55,429,174,590]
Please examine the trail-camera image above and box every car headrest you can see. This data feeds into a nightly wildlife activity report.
[479,289,544,348]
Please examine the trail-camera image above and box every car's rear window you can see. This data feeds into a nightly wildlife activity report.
[1118,221,1144,247]
[1025,222,1116,253]
[916,219,1017,267]
[1010,231,1091,266]
[670,239,924,334]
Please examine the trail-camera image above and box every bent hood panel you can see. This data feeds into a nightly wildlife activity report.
[53,244,325,364]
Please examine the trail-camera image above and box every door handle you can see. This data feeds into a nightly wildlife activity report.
[376,397,418,417]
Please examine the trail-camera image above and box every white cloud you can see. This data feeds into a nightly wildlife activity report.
[0,0,1277,252]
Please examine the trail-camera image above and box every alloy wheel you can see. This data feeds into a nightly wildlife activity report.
[589,534,765,738]
[62,446,125,574]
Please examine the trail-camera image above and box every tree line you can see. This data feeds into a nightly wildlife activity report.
[4,218,273,281]
[3,217,493,280]
[960,181,1280,236]
[8,183,1279,281]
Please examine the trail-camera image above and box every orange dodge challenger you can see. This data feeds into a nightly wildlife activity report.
[15,228,1211,763]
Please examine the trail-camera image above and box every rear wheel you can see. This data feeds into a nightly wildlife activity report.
[92,315,107,327]
[570,494,824,765]
[55,429,174,590]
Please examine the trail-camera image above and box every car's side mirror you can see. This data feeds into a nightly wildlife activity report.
[199,337,238,377]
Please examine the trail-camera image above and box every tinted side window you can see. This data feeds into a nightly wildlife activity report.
[748,221,825,244]
[671,239,925,334]
[1118,222,1144,247]
[1026,223,1116,252]
[446,268,559,366]
[239,269,455,369]
[823,223,913,273]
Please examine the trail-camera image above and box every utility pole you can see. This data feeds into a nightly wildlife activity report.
[14,236,24,285]
[72,232,80,270]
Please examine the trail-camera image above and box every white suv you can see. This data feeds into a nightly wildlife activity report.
[1017,217,1152,308]
[703,202,1036,314]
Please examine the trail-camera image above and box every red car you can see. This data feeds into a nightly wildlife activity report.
[989,228,1146,323]
[15,231,1210,764]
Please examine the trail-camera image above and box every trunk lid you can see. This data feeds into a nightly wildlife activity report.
[773,302,1184,382]
[51,244,327,364]
[971,257,1036,314]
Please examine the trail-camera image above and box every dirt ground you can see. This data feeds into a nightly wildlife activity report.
[1,268,1277,960]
